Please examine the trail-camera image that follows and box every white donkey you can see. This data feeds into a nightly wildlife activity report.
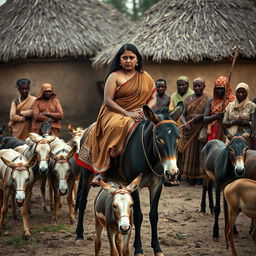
[94,174,142,256]
[0,149,37,237]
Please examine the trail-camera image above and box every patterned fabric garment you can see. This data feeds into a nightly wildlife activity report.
[76,71,155,173]
[207,76,235,140]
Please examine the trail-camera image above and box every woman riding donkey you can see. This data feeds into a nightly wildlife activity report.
[76,43,156,185]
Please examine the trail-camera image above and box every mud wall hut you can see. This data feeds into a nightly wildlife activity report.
[93,0,256,98]
[0,0,131,137]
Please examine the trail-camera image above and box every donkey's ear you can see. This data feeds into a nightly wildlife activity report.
[171,102,184,122]
[143,105,159,125]
[67,123,74,134]
[67,145,77,159]
[127,173,142,192]
[50,152,57,160]
[222,125,233,141]
[98,179,116,194]
[26,154,38,168]
[29,133,41,143]
[48,135,56,143]
[1,157,16,169]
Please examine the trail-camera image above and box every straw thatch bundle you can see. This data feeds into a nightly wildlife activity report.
[93,0,256,66]
[0,0,131,63]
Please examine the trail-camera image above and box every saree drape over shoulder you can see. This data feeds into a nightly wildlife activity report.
[76,71,155,173]
[178,94,210,179]
[9,95,36,140]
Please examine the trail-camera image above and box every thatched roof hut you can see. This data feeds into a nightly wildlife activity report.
[93,0,256,97]
[0,0,131,137]
[93,0,256,65]
[0,0,130,63]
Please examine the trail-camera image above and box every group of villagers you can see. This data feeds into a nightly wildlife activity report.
[173,75,255,186]
[6,43,256,188]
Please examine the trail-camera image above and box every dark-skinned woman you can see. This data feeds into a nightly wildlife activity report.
[8,78,36,140]
[223,82,255,144]
[76,44,156,185]
[32,83,64,136]
[178,78,210,185]
[204,76,235,142]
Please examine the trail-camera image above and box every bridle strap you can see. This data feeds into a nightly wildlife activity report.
[141,122,163,177]
[112,189,130,197]
[154,119,178,128]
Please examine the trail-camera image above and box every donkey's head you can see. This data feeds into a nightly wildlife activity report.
[99,174,142,235]
[1,154,37,206]
[50,145,77,195]
[227,135,248,177]
[67,124,84,153]
[143,102,184,182]
[29,133,56,174]
[223,127,248,177]
[39,121,52,136]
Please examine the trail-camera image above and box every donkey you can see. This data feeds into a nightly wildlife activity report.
[0,149,37,237]
[224,178,256,256]
[49,138,79,224]
[67,124,85,153]
[75,103,183,256]
[200,135,248,240]
[95,175,142,256]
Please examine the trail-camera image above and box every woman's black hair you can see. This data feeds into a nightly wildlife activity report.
[16,78,31,89]
[105,43,143,80]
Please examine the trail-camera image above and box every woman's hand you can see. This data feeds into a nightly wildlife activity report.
[124,108,144,121]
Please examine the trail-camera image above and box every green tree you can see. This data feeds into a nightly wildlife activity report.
[102,0,159,20]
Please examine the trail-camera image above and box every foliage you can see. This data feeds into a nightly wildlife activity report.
[102,0,159,20]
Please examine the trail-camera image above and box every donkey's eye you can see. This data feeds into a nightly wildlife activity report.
[113,204,117,209]
[229,148,235,153]
[26,178,29,183]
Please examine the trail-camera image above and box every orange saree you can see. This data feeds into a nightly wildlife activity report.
[76,71,155,173]
[9,95,36,140]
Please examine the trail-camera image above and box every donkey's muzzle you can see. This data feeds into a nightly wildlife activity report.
[16,199,24,207]
[59,189,68,195]
[39,166,48,174]
[165,169,179,182]
[119,224,131,235]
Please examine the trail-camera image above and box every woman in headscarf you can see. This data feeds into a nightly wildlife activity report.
[169,76,194,111]
[8,78,36,140]
[204,76,235,141]
[223,82,255,141]
[32,83,64,136]
[178,78,210,185]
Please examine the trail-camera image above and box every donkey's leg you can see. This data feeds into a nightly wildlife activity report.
[213,185,221,239]
[95,215,103,256]
[132,190,144,255]
[200,175,207,213]
[149,183,164,255]
[67,182,76,224]
[21,190,32,237]
[115,232,122,256]
[0,189,11,233]
[75,168,92,241]
[40,175,50,212]
[208,180,215,215]
[123,230,132,256]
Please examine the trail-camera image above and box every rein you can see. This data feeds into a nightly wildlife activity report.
[141,120,178,177]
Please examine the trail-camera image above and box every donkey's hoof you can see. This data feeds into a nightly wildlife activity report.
[24,232,32,239]
[155,253,164,256]
[75,239,85,246]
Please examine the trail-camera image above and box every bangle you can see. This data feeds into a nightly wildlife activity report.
[122,110,126,116]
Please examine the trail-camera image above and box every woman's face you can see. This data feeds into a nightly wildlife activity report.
[236,88,247,103]
[43,90,53,100]
[120,50,138,72]
[18,84,30,98]
[193,80,205,96]
[214,87,225,99]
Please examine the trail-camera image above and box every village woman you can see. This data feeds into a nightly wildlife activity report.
[76,43,156,185]
[203,76,235,142]
[8,78,36,140]
[178,78,209,185]
[32,83,64,136]
[222,82,255,143]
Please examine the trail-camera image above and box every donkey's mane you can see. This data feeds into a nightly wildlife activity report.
[154,107,171,116]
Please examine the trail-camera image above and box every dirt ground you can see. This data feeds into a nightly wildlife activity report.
[0,181,255,256]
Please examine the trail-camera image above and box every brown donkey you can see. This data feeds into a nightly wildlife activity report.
[224,178,256,256]
[94,175,142,256]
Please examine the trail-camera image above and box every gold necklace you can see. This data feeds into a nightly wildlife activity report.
[122,70,136,81]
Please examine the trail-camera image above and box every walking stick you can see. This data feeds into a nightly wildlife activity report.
[221,46,239,111]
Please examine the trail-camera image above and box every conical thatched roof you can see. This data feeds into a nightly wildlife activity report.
[0,0,131,63]
[93,0,256,66]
